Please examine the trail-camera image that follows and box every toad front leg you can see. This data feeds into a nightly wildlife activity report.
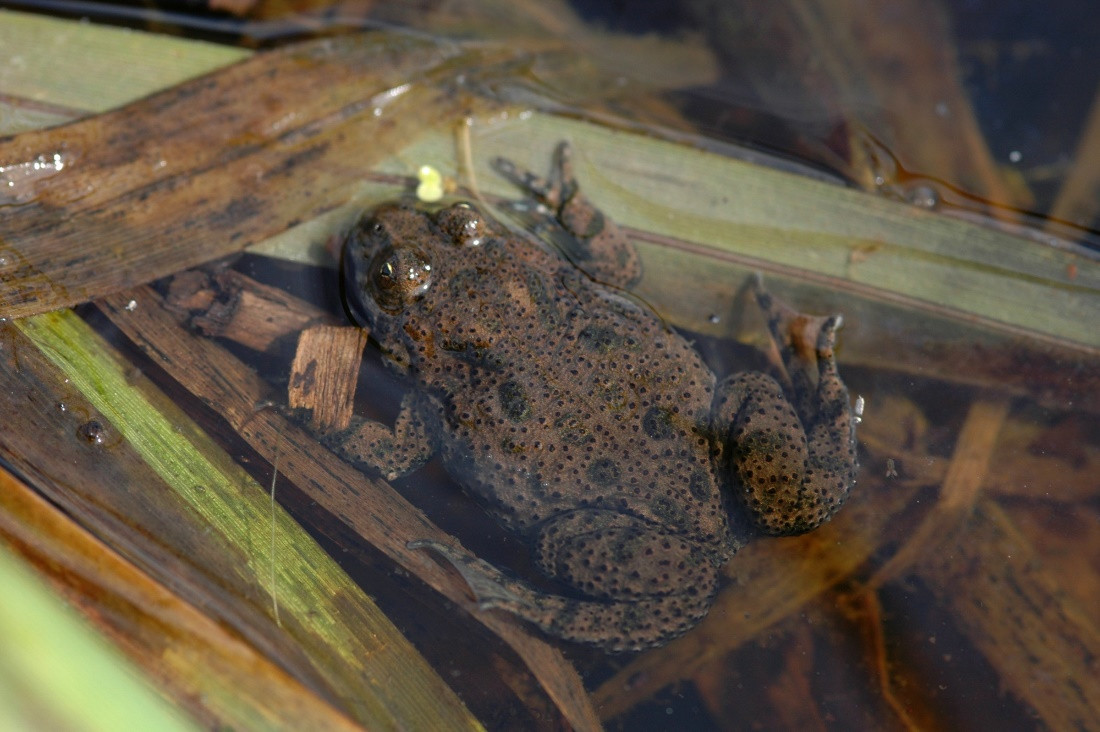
[493,141,642,289]
[714,282,859,535]
[324,392,437,480]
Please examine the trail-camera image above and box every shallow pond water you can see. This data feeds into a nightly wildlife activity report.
[1,3,1098,730]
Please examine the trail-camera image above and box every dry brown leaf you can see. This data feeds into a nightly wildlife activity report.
[0,34,510,319]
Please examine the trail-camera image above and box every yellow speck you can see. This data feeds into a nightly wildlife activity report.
[416,164,444,202]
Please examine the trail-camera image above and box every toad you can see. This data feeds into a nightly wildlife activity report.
[332,142,859,651]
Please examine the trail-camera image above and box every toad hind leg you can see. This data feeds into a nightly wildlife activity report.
[715,283,858,535]
[411,509,718,652]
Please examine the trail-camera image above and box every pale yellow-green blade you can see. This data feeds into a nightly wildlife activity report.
[0,9,248,113]
[0,543,198,732]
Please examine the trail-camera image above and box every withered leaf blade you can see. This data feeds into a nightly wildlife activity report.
[0,33,508,320]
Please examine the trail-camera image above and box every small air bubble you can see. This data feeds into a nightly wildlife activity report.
[77,419,107,446]
[905,185,939,209]
[0,151,71,203]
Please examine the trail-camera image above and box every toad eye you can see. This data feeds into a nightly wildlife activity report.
[437,202,487,247]
[368,245,433,313]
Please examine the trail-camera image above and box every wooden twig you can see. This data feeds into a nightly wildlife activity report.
[288,325,367,433]
[167,269,335,353]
